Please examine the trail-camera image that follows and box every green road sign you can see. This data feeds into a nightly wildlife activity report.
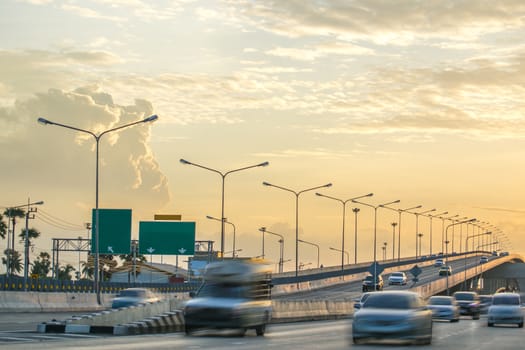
[139,221,196,255]
[92,209,132,254]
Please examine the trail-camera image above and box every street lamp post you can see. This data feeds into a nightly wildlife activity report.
[258,227,284,273]
[315,192,373,278]
[445,218,477,295]
[427,211,448,257]
[206,215,236,257]
[298,239,320,268]
[352,208,360,264]
[382,204,422,262]
[390,222,397,260]
[38,114,158,304]
[441,214,458,254]
[263,181,332,278]
[329,247,349,264]
[417,233,424,259]
[464,231,491,289]
[414,208,435,258]
[451,217,468,253]
[352,198,400,289]
[181,159,269,258]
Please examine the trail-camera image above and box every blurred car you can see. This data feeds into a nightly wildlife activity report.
[480,256,489,264]
[438,265,452,276]
[353,292,372,311]
[388,272,408,285]
[362,274,384,292]
[487,293,524,327]
[453,291,481,319]
[479,294,493,314]
[434,259,444,267]
[427,296,460,322]
[111,288,160,309]
[352,291,433,345]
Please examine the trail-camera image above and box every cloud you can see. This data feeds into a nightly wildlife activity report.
[0,86,170,223]
[229,0,525,43]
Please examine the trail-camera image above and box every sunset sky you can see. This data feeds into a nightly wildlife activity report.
[1,0,524,273]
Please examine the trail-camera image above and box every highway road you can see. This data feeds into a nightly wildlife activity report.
[276,255,491,301]
[1,316,523,349]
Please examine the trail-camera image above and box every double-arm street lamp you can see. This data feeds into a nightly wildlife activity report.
[298,239,320,268]
[181,159,269,258]
[315,192,373,278]
[206,216,236,257]
[38,114,158,304]
[258,227,284,273]
[352,198,400,286]
[263,181,332,278]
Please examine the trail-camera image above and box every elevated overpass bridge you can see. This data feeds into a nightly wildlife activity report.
[271,252,525,300]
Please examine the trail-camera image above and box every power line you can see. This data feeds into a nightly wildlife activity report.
[36,209,85,230]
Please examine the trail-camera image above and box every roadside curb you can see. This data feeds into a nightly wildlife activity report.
[37,310,185,335]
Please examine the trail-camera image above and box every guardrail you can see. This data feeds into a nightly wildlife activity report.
[0,276,200,294]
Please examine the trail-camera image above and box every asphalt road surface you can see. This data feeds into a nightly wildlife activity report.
[1,315,523,349]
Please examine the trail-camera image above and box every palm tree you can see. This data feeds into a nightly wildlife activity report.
[0,213,7,240]
[3,208,25,249]
[57,264,75,280]
[81,260,94,280]
[31,252,51,278]
[2,249,22,275]
[18,227,41,244]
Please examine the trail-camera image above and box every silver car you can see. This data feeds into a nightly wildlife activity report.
[388,272,408,285]
[427,296,460,322]
[352,291,433,345]
[487,293,524,327]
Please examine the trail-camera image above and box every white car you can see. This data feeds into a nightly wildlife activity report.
[427,296,460,322]
[388,272,408,285]
[487,293,524,327]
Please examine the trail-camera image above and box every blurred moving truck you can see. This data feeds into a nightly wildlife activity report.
[183,259,273,336]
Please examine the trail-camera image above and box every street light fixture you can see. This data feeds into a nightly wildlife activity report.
[38,114,158,304]
[315,192,372,278]
[298,239,320,268]
[352,198,400,289]
[259,227,285,273]
[206,215,236,257]
[329,247,349,265]
[262,181,332,278]
[181,159,269,258]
